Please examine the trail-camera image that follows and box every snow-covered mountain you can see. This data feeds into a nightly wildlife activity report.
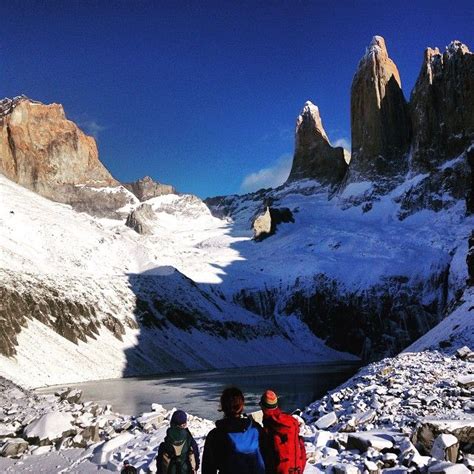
[0,35,472,389]
[0,174,355,388]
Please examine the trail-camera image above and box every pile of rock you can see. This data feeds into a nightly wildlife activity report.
[301,351,473,473]
[0,376,214,472]
[0,380,119,458]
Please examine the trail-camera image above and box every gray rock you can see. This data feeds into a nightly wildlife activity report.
[58,388,82,404]
[455,346,473,360]
[125,203,156,235]
[412,419,474,454]
[431,434,459,463]
[428,460,470,473]
[457,375,474,388]
[252,207,294,241]
[364,459,380,473]
[24,411,76,446]
[347,432,394,452]
[332,463,361,474]
[124,176,176,202]
[0,438,29,457]
[315,412,338,430]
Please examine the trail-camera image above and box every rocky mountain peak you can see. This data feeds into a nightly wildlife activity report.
[365,35,389,61]
[350,36,411,179]
[446,40,470,56]
[287,101,348,185]
[0,97,136,217]
[296,101,329,143]
[0,98,116,190]
[410,39,473,172]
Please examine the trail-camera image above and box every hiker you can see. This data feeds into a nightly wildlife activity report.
[121,459,137,474]
[259,390,306,474]
[156,409,200,474]
[202,386,266,474]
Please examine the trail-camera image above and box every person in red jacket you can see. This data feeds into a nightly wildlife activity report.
[259,390,306,474]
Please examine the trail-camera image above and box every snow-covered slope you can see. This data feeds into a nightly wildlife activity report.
[0,174,354,388]
[404,288,474,354]
[205,153,473,358]
[0,144,472,387]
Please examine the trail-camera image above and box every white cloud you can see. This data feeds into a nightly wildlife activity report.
[78,120,106,140]
[332,137,351,151]
[240,154,293,193]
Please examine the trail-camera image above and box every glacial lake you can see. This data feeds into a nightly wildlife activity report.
[36,362,359,420]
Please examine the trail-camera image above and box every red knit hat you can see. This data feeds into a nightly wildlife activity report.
[260,390,278,409]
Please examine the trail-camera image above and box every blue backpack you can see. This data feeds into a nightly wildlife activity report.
[225,419,265,474]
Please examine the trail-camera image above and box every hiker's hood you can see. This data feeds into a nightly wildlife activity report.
[165,425,188,444]
[215,416,252,433]
[262,408,295,429]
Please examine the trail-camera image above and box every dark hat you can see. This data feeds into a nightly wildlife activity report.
[170,409,187,425]
[260,390,278,409]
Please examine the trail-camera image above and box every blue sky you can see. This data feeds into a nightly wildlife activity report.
[1,1,472,197]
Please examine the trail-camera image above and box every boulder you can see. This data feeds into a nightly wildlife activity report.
[0,438,29,457]
[23,411,76,446]
[347,432,394,452]
[253,207,294,241]
[412,419,474,454]
[287,101,348,185]
[57,388,82,404]
[431,434,459,463]
[457,375,474,388]
[314,430,333,448]
[125,203,156,235]
[350,36,411,179]
[363,459,380,474]
[332,463,361,474]
[92,432,135,466]
[455,346,473,360]
[428,460,470,473]
[136,411,165,432]
[410,41,474,172]
[71,424,100,448]
[124,176,176,201]
[315,411,338,430]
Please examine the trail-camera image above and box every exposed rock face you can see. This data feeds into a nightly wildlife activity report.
[468,145,474,214]
[0,97,134,217]
[468,231,474,286]
[124,176,176,201]
[411,41,474,172]
[125,203,156,235]
[252,206,294,241]
[287,101,348,184]
[0,97,115,192]
[350,36,411,177]
[0,270,135,358]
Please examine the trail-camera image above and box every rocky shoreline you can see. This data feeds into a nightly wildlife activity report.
[0,348,472,473]
[301,349,473,473]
